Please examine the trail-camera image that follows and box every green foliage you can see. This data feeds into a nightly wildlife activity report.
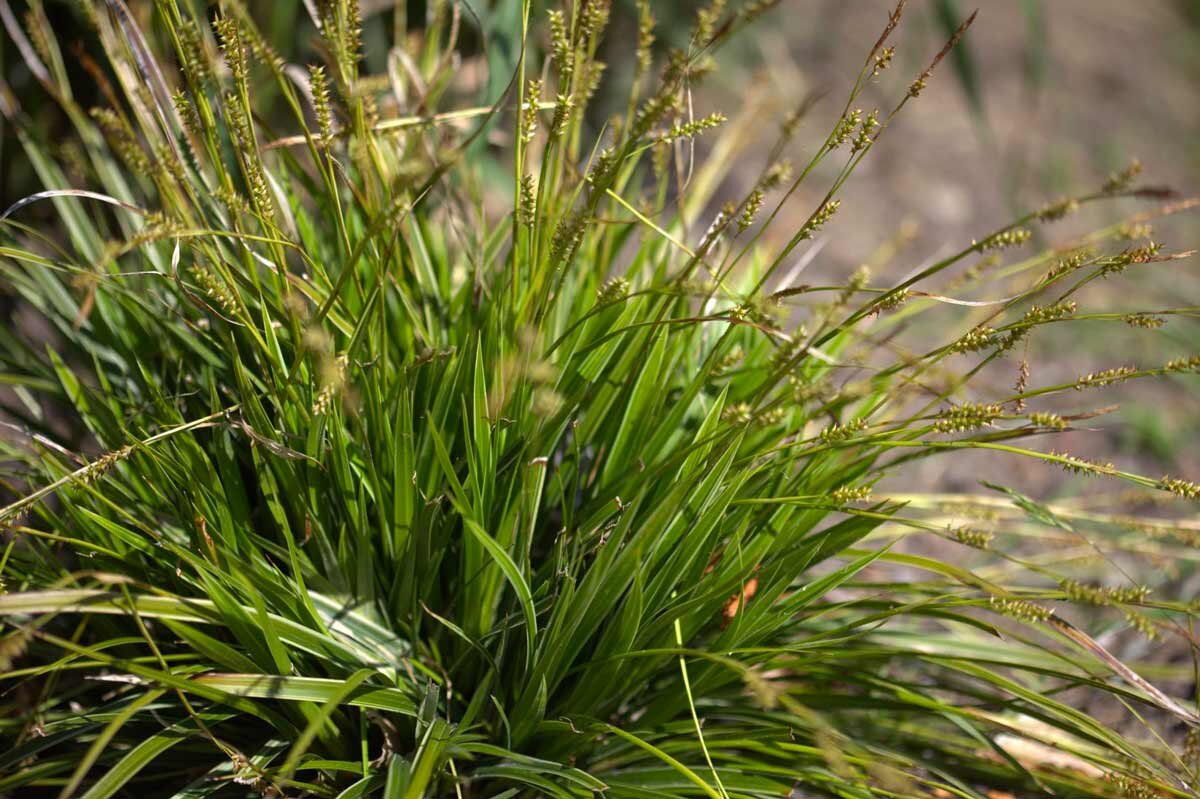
[0,1,1198,797]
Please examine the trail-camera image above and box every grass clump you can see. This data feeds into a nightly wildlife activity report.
[1,1,1199,797]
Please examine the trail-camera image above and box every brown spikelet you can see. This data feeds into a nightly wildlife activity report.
[870,1,907,58]
[1012,358,1030,412]
[1125,185,1179,200]
[913,9,978,88]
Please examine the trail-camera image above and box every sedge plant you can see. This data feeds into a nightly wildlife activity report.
[1,1,1200,797]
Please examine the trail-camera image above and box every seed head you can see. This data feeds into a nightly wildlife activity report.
[694,0,728,45]
[873,288,911,313]
[82,445,134,484]
[1001,300,1077,353]
[1012,358,1031,412]
[740,0,781,25]
[125,212,184,250]
[1124,313,1163,329]
[521,79,543,145]
[849,266,871,289]
[550,211,586,267]
[1036,197,1078,222]
[1101,242,1161,277]
[1104,772,1158,799]
[550,92,575,137]
[215,184,250,216]
[581,0,611,47]
[172,91,201,136]
[1158,475,1200,500]
[1116,222,1153,241]
[1029,412,1067,430]
[831,109,862,149]
[722,402,755,426]
[191,265,238,315]
[635,0,655,72]
[548,10,573,84]
[309,65,334,147]
[313,354,348,415]
[596,276,630,304]
[632,90,678,140]
[1075,365,1136,390]
[1164,355,1200,373]
[976,228,1032,252]
[248,169,274,219]
[152,143,187,184]
[214,16,248,84]
[872,46,895,77]
[1129,242,1163,263]
[661,112,726,142]
[1101,158,1142,194]
[699,203,734,250]
[950,326,996,354]
[1124,610,1157,640]
[1061,579,1149,606]
[989,597,1051,623]
[933,402,1003,433]
[1186,728,1200,771]
[820,418,868,444]
[952,526,993,549]
[578,60,606,105]
[1043,249,1092,282]
[850,110,879,154]
[90,107,151,173]
[761,160,793,191]
[831,485,871,504]
[0,629,30,670]
[739,191,764,233]
[730,296,780,326]
[518,174,537,227]
[1049,450,1115,475]
[533,388,563,416]
[797,200,840,241]
[330,0,364,70]
[661,48,689,85]
[178,22,213,86]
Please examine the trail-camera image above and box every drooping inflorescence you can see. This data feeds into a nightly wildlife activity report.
[933,402,1004,433]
